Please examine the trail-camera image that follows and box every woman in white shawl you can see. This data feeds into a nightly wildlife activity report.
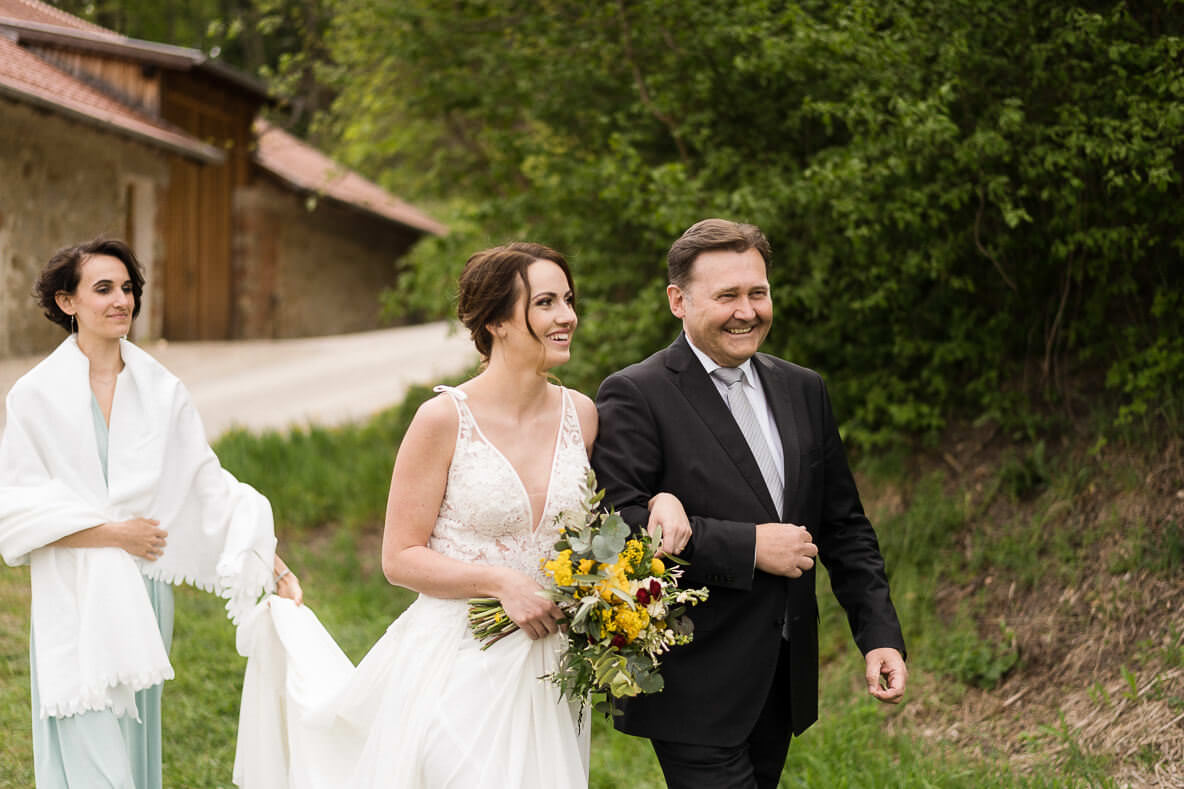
[0,238,303,788]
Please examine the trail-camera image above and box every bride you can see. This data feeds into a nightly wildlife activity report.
[235,242,689,788]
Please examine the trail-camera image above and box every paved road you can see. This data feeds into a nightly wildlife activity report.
[0,321,478,438]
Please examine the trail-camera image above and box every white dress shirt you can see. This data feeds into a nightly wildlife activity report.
[685,337,786,481]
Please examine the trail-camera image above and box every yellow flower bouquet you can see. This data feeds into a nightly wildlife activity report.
[468,470,709,717]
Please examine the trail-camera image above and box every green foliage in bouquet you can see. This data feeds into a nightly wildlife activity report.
[469,470,708,719]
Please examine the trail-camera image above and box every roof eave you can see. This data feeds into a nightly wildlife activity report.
[254,163,447,237]
[0,16,269,98]
[197,57,268,98]
[0,81,225,164]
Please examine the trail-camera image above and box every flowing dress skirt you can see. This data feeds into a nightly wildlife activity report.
[236,595,589,789]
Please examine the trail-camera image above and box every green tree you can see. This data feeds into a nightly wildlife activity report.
[100,0,1184,443]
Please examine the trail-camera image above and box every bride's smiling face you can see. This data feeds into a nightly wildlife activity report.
[496,259,577,371]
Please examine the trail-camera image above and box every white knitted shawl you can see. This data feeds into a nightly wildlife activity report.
[0,336,276,719]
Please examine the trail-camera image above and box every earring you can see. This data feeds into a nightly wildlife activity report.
[70,314,76,334]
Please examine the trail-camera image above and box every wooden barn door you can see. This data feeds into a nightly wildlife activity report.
[160,74,258,340]
[161,110,233,340]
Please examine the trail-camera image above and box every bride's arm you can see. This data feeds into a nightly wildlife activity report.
[381,395,563,640]
[573,389,690,556]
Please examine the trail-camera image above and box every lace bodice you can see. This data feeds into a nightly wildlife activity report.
[429,385,590,584]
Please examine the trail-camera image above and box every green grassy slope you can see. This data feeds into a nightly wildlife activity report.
[1,406,1179,787]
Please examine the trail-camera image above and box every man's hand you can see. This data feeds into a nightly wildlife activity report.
[647,492,692,556]
[754,522,818,578]
[865,647,907,703]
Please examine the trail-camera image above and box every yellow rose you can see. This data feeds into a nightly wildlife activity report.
[651,558,665,576]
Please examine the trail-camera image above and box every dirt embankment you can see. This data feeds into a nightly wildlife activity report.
[875,423,1184,787]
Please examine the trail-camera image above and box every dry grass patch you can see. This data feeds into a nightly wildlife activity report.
[887,427,1184,786]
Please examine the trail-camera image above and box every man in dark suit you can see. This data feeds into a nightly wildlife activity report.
[591,218,908,788]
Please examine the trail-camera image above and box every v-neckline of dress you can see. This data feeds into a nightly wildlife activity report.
[461,389,567,534]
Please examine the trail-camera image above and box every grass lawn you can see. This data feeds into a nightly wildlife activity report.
[3,396,1178,786]
[3,527,1064,787]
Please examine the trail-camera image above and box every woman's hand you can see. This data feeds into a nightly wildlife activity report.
[274,556,303,605]
[111,518,168,561]
[496,568,563,640]
[647,492,691,556]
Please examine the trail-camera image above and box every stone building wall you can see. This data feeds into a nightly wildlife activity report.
[0,98,168,358]
[234,180,419,339]
[1,97,424,358]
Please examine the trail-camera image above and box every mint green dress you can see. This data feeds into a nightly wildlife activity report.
[29,396,175,788]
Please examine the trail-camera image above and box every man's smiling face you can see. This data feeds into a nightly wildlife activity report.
[667,247,772,367]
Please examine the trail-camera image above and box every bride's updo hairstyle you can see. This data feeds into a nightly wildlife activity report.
[457,241,575,361]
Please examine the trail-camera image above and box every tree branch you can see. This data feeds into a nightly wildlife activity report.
[615,0,689,165]
[975,186,1018,293]
[1042,255,1072,386]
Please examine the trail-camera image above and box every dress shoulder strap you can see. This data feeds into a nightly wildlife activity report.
[556,386,585,452]
[432,384,468,401]
[432,385,474,444]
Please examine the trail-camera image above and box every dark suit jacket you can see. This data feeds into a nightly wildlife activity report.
[591,334,906,744]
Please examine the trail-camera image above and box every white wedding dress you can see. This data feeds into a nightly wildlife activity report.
[234,385,591,789]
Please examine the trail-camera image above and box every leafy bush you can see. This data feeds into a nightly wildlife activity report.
[303,0,1183,447]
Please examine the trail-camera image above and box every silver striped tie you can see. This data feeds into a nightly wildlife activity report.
[713,367,783,517]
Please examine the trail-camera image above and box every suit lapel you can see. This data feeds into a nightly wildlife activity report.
[666,335,781,520]
[753,354,801,522]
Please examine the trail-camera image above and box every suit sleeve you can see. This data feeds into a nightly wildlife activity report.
[812,375,907,659]
[592,371,757,591]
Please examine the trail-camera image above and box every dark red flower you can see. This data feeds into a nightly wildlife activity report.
[649,579,662,597]
[611,633,627,648]
[636,588,651,605]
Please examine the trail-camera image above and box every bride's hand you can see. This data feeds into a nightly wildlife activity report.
[276,571,303,605]
[274,556,303,605]
[496,569,563,640]
[647,492,692,556]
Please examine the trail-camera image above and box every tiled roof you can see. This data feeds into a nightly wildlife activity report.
[0,0,268,96]
[254,119,447,237]
[0,0,442,235]
[0,34,223,162]
[0,0,110,33]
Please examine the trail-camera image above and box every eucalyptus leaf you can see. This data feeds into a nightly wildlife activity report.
[599,514,630,545]
[590,534,620,564]
[636,670,664,695]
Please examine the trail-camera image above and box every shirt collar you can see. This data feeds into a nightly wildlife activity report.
[685,334,757,386]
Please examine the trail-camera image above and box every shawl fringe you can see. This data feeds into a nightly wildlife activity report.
[38,664,177,720]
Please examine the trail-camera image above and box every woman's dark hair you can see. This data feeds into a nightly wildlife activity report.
[457,241,574,360]
[34,238,145,332]
[667,218,771,289]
